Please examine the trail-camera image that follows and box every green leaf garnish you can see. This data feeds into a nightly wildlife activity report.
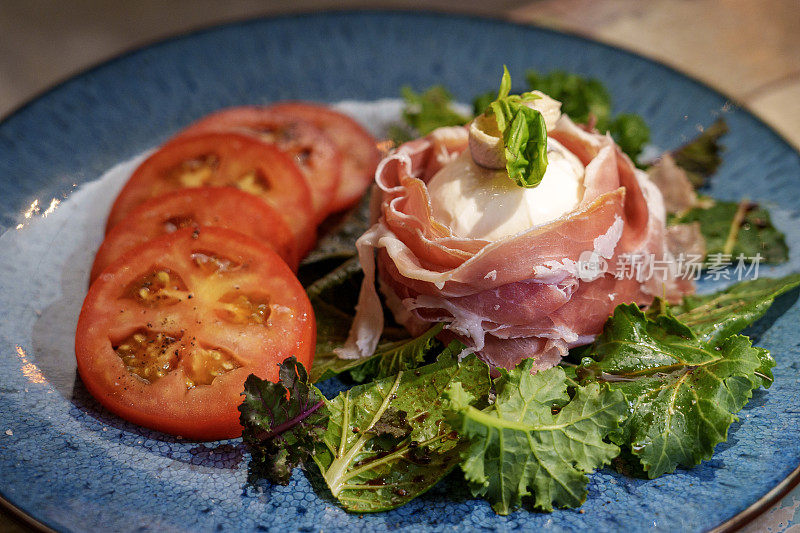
[672,118,728,188]
[392,85,470,143]
[670,273,800,345]
[752,346,777,390]
[312,349,491,513]
[239,357,328,485]
[348,323,445,383]
[485,66,548,188]
[472,90,496,116]
[525,69,612,127]
[658,119,787,265]
[673,198,788,264]
[578,304,773,478]
[609,113,650,161]
[447,362,626,514]
[525,69,651,163]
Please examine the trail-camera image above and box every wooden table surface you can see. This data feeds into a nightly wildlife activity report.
[1,1,798,531]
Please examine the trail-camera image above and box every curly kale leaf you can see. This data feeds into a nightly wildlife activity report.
[448,362,626,514]
[578,304,772,479]
[239,357,328,484]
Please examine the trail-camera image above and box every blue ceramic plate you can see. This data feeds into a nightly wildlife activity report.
[1,11,799,532]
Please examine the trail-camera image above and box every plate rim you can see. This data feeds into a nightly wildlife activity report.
[0,9,798,532]
[0,494,54,533]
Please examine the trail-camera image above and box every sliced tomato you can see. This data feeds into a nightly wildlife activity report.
[175,106,342,223]
[91,187,298,282]
[106,132,316,257]
[264,102,381,212]
[76,227,315,440]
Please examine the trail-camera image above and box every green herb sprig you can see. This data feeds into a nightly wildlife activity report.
[484,66,549,188]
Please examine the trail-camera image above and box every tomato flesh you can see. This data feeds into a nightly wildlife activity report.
[265,102,380,212]
[91,187,298,282]
[115,329,184,383]
[176,106,343,222]
[76,227,315,440]
[106,132,316,258]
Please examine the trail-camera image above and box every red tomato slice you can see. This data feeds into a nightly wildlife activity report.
[91,187,298,282]
[106,132,316,257]
[265,102,381,212]
[175,106,342,223]
[76,227,315,440]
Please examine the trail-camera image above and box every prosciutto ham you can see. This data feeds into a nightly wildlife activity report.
[338,114,694,371]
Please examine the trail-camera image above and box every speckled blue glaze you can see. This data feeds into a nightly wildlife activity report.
[1,11,799,533]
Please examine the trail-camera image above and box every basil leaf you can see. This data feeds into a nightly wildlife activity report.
[448,362,626,514]
[312,350,491,513]
[502,104,549,187]
[239,357,328,485]
[578,304,772,479]
[487,66,549,187]
[497,66,512,98]
[673,199,788,264]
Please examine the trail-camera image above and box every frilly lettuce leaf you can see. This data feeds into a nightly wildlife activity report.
[608,113,650,161]
[312,349,491,513]
[306,253,452,384]
[525,69,612,127]
[299,192,370,280]
[447,362,626,514]
[578,304,772,479]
